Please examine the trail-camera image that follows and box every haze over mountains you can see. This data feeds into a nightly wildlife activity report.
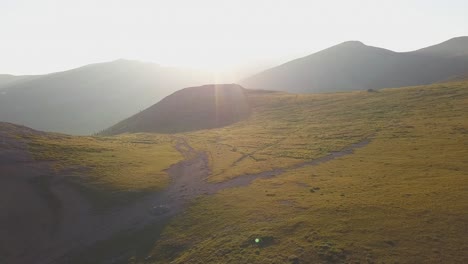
[0,60,213,135]
[0,75,37,90]
[240,37,468,93]
[0,75,20,89]
[0,37,467,135]
[1,36,468,263]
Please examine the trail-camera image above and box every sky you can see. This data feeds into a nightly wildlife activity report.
[1,0,467,76]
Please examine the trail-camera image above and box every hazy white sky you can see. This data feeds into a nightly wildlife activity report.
[1,0,467,75]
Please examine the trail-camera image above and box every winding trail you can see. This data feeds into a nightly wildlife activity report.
[212,138,371,190]
[0,130,371,264]
[167,137,372,196]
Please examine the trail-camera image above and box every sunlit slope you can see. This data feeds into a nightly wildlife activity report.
[144,81,467,263]
[2,125,183,208]
[185,83,467,182]
[4,81,467,263]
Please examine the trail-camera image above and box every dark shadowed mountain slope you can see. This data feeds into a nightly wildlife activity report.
[240,37,468,93]
[101,84,251,135]
[0,60,212,135]
[438,71,468,83]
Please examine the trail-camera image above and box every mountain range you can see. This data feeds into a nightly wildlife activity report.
[1,37,467,135]
[240,37,468,93]
[0,60,212,135]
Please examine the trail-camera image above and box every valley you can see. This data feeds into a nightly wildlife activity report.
[2,1,468,263]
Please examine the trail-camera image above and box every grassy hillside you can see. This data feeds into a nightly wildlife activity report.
[5,81,467,263]
[151,82,468,263]
[13,130,183,209]
[60,81,468,263]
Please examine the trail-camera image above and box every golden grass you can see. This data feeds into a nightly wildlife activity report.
[22,133,183,207]
[182,84,428,182]
[8,81,467,262]
[145,82,468,263]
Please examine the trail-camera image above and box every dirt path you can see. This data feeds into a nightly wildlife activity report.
[164,137,372,196]
[0,131,371,264]
[213,138,371,190]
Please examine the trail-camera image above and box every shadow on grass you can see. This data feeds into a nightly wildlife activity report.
[63,217,172,264]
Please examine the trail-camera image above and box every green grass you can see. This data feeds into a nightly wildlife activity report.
[21,133,183,209]
[182,83,454,182]
[7,81,468,262]
[141,81,468,263]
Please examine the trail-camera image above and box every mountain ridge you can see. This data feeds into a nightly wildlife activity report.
[413,36,468,57]
[240,36,468,93]
[0,60,214,135]
[101,84,251,135]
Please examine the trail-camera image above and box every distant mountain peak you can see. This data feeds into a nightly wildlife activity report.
[326,40,371,52]
[446,36,468,42]
[240,36,468,93]
[111,58,143,64]
[339,40,366,47]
